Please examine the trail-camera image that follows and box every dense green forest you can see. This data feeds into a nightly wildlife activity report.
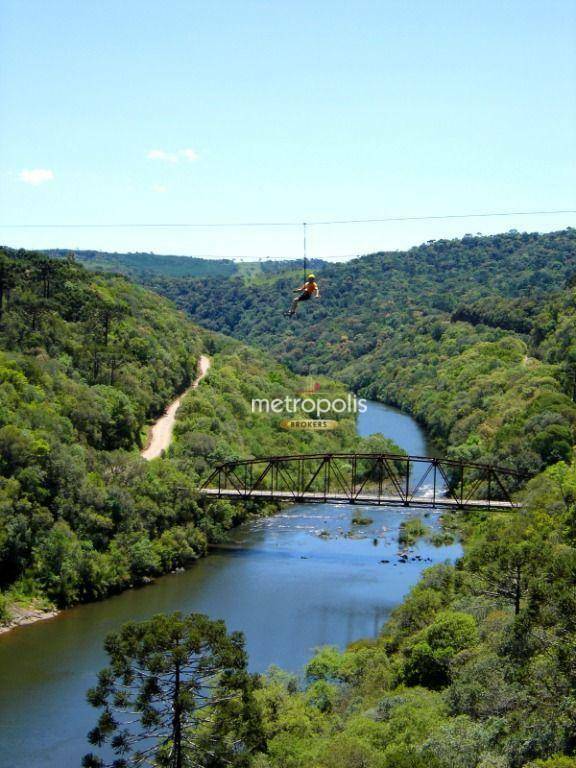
[148,229,576,476]
[116,228,576,767]
[6,231,576,766]
[45,248,326,281]
[45,248,239,278]
[0,247,387,623]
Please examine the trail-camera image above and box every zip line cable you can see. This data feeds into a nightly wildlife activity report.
[303,222,307,281]
[2,208,574,264]
[0,208,575,230]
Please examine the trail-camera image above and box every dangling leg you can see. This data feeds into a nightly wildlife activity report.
[285,296,299,316]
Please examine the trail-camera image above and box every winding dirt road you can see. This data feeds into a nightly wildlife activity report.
[141,354,211,460]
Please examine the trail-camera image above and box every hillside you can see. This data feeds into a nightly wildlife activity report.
[7,235,576,766]
[149,229,576,476]
[45,248,238,279]
[150,229,576,347]
[0,247,391,622]
[45,248,326,281]
[252,458,576,767]
[230,231,576,767]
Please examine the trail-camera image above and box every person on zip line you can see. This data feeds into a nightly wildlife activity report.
[285,273,320,316]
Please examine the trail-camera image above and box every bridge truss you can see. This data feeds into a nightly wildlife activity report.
[200,453,525,510]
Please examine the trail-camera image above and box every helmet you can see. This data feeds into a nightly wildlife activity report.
[307,273,315,280]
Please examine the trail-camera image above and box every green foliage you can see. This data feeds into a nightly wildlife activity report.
[46,248,240,279]
[172,340,377,477]
[0,247,206,605]
[0,590,9,622]
[452,295,538,333]
[382,564,458,646]
[305,645,348,683]
[398,517,429,546]
[255,474,576,768]
[45,248,327,281]
[151,229,576,477]
[402,611,478,688]
[83,612,263,767]
[352,514,373,525]
[0,247,381,612]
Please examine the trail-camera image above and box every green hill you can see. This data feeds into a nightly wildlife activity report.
[45,248,239,278]
[44,247,327,281]
[0,247,386,620]
[6,234,576,766]
[145,229,576,476]
[149,229,576,347]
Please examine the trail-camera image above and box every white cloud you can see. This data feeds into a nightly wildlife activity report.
[152,184,168,193]
[179,148,198,162]
[19,168,54,185]
[146,148,199,164]
[146,149,178,163]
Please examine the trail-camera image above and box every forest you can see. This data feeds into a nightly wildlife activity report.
[148,229,576,476]
[0,247,390,621]
[3,232,576,767]
[45,248,327,281]
[102,228,576,768]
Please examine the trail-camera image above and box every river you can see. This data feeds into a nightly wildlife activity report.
[0,401,461,768]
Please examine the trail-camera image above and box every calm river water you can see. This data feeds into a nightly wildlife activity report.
[0,401,461,768]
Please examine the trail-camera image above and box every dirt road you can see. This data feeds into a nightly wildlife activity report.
[141,354,211,460]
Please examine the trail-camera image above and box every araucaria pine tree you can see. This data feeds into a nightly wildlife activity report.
[82,612,264,768]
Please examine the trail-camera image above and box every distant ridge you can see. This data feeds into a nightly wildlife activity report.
[44,248,327,280]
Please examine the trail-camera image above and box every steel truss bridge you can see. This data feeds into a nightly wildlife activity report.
[200,453,524,511]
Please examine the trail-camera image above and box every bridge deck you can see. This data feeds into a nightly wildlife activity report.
[200,488,518,510]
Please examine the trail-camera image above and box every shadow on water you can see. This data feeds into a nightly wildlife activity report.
[0,402,461,768]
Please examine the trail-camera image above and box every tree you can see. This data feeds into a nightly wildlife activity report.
[466,518,549,615]
[32,521,85,606]
[0,253,18,325]
[83,613,264,768]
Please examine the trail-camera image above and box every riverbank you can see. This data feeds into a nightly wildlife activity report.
[0,397,440,638]
[0,506,461,768]
[0,355,212,636]
[0,598,59,636]
[0,502,283,638]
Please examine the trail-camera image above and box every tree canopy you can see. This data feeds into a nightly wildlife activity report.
[84,612,263,768]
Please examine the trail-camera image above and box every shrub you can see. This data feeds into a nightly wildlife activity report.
[399,517,430,546]
[403,612,478,688]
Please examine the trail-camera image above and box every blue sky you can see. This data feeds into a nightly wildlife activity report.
[1,0,575,260]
